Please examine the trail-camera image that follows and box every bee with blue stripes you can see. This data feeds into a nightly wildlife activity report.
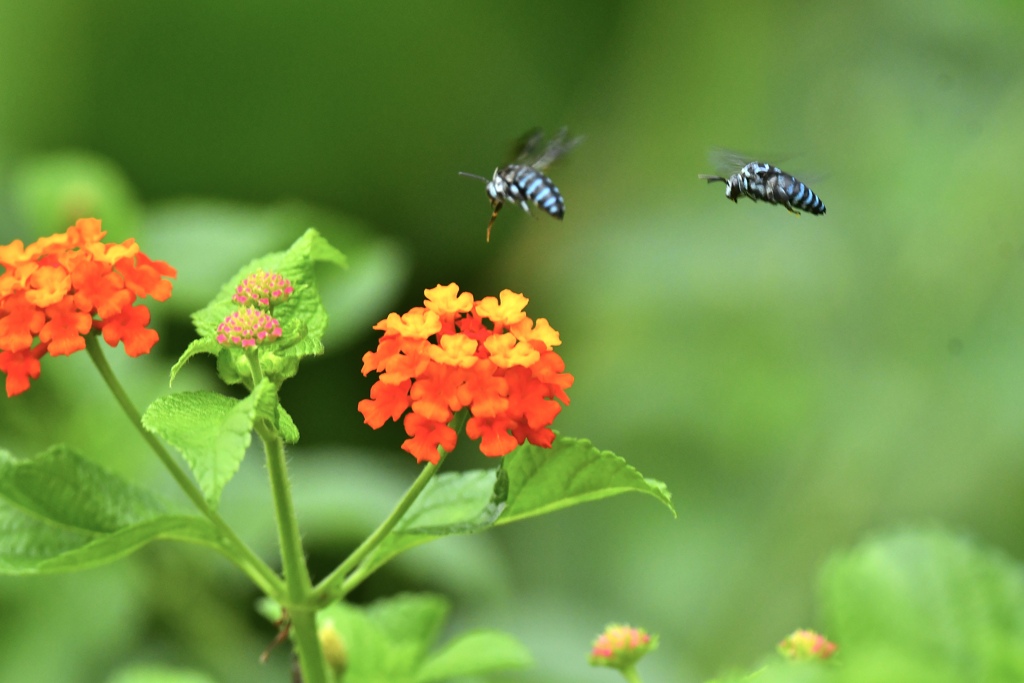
[699,157,826,216]
[460,128,581,241]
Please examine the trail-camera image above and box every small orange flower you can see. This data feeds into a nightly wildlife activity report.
[0,219,176,396]
[358,283,573,464]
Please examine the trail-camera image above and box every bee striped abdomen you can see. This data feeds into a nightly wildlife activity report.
[491,164,565,219]
[784,177,826,215]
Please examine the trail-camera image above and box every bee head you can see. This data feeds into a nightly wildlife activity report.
[724,178,742,202]
[485,168,507,203]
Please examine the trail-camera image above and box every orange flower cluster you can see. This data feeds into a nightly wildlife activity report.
[358,284,573,464]
[0,218,175,396]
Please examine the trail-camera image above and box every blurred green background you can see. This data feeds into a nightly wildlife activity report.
[3,1,1024,681]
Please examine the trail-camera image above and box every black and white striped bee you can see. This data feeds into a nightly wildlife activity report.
[460,128,581,241]
[699,154,826,216]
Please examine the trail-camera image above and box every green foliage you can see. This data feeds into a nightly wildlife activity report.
[141,381,276,506]
[106,665,218,683]
[0,447,218,574]
[822,529,1024,682]
[319,593,532,683]
[360,435,674,576]
[707,529,1024,683]
[8,152,143,240]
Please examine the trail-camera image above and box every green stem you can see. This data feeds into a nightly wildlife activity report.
[312,446,450,605]
[244,347,264,387]
[258,419,328,683]
[85,336,283,599]
[620,665,643,683]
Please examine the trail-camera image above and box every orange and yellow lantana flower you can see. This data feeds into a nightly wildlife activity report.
[358,283,573,464]
[0,218,176,396]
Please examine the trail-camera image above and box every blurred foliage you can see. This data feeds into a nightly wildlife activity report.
[2,1,1024,681]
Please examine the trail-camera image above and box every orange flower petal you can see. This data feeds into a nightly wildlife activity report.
[98,303,159,357]
[0,347,43,397]
[424,283,474,317]
[510,316,561,349]
[483,333,540,369]
[358,379,412,428]
[410,364,466,420]
[428,333,478,367]
[465,416,519,457]
[373,308,441,339]
[39,296,93,356]
[24,265,72,308]
[380,338,431,384]
[71,259,133,318]
[401,413,457,464]
[0,239,28,269]
[118,253,176,301]
[475,289,528,327]
[0,293,46,352]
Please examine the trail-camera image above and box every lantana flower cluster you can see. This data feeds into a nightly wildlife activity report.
[0,218,175,397]
[216,270,292,348]
[358,283,573,464]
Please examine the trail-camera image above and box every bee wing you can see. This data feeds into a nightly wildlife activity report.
[530,127,583,171]
[706,147,797,176]
[512,128,546,163]
[706,147,757,176]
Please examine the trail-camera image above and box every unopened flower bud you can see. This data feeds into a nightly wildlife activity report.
[589,623,657,671]
[778,629,836,661]
[319,620,347,675]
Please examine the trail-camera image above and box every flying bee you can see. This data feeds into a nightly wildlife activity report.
[459,127,581,241]
[699,151,826,216]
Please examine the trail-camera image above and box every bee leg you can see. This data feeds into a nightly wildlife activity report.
[784,205,802,216]
[485,203,503,242]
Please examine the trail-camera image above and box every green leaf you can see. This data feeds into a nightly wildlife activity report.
[10,151,143,240]
[141,382,276,506]
[820,529,1024,682]
[416,630,532,682]
[277,404,300,443]
[317,593,531,683]
[320,593,447,683]
[359,435,672,576]
[169,337,222,386]
[106,664,219,683]
[357,471,498,575]
[0,448,219,575]
[498,435,676,522]
[0,446,168,531]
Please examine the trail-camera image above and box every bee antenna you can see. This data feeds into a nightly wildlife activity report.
[698,174,727,184]
[458,171,489,183]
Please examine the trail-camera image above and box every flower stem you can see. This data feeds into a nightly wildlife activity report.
[620,666,643,683]
[85,336,283,598]
[312,447,449,605]
[258,419,328,683]
[244,347,264,386]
